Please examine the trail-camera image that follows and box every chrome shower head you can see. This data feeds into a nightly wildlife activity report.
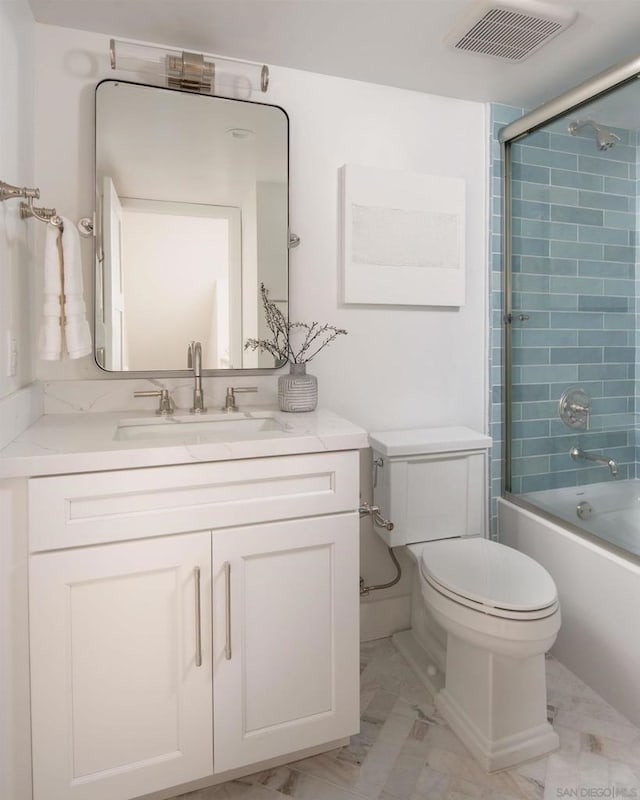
[595,128,621,151]
[568,119,621,151]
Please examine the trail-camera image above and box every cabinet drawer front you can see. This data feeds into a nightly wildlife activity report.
[29,451,359,551]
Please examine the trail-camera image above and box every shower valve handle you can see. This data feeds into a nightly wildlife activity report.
[559,387,591,430]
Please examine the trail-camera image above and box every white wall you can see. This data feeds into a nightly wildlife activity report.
[32,24,488,628]
[0,3,36,798]
[33,25,487,422]
[0,0,35,398]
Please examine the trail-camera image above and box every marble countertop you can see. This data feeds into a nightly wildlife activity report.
[0,407,369,478]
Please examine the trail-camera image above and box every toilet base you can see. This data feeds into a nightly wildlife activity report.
[393,628,559,772]
[442,632,559,771]
[436,687,559,772]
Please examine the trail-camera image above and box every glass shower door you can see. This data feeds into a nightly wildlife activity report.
[505,104,637,505]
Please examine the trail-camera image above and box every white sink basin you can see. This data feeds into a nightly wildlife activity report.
[114,412,288,442]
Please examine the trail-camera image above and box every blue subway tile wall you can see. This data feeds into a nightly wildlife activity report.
[489,104,638,536]
[636,137,640,469]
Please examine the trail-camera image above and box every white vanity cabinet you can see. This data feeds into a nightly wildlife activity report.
[29,533,214,800]
[212,513,358,773]
[26,450,360,800]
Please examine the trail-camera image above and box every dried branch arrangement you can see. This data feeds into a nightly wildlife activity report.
[245,283,347,364]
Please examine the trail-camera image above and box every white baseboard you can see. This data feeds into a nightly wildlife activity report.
[392,629,444,696]
[360,594,411,642]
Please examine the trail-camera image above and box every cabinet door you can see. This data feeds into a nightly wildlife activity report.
[213,513,359,773]
[29,533,213,800]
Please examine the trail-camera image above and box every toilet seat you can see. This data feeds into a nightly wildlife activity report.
[423,573,559,620]
[419,538,558,621]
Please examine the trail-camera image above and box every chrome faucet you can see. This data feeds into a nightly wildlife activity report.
[570,446,618,477]
[187,341,207,414]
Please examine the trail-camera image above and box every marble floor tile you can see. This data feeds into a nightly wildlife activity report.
[291,750,362,788]
[254,766,368,800]
[169,638,640,800]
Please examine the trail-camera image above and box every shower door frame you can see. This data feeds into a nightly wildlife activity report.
[500,53,640,502]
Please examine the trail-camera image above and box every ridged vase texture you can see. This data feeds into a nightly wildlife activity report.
[278,363,318,412]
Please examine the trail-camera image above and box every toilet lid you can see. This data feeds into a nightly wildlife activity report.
[419,538,558,613]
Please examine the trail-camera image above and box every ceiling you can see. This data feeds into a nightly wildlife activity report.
[27,0,640,109]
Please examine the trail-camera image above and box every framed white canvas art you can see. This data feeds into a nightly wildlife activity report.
[340,164,466,306]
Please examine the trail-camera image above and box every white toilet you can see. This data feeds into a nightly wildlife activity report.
[369,426,561,772]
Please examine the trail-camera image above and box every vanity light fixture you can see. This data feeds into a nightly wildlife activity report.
[109,38,270,97]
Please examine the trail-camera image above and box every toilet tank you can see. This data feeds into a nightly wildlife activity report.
[368,427,491,547]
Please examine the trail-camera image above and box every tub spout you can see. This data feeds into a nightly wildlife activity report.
[569,446,618,477]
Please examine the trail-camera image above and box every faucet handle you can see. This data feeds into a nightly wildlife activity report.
[222,386,258,412]
[233,386,258,394]
[134,389,174,416]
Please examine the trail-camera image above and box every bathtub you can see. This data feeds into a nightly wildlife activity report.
[498,493,640,727]
[522,480,640,558]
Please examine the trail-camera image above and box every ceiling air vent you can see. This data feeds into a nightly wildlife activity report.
[444,0,577,62]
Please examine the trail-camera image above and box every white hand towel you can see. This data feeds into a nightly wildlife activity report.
[37,223,63,360]
[60,217,92,359]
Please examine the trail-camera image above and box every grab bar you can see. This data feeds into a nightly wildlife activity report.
[569,446,618,477]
